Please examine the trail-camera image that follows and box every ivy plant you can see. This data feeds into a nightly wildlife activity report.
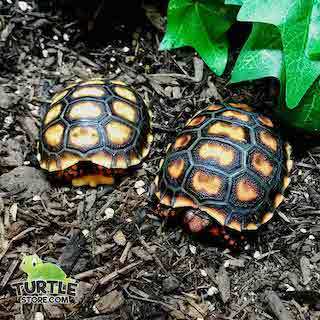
[159,0,238,76]
[160,0,320,132]
[231,22,320,133]
[237,0,320,109]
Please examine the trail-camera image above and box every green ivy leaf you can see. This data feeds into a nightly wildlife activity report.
[277,76,320,133]
[306,0,320,60]
[225,0,243,5]
[238,0,320,109]
[231,22,320,132]
[230,23,282,83]
[160,0,238,76]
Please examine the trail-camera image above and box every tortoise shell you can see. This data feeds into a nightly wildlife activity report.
[155,103,292,232]
[38,79,153,186]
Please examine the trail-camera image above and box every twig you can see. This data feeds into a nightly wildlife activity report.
[99,261,143,286]
[139,237,167,274]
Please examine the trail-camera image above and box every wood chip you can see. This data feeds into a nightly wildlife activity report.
[265,290,294,320]
[300,256,311,285]
[216,265,230,303]
[93,290,125,314]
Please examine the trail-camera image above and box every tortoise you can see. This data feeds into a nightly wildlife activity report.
[38,79,153,187]
[155,102,292,247]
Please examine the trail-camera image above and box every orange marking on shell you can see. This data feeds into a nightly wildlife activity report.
[44,103,62,125]
[160,194,172,206]
[168,158,185,179]
[258,115,274,128]
[71,86,105,98]
[69,126,100,148]
[226,220,241,232]
[229,102,253,112]
[274,194,284,208]
[236,178,258,202]
[114,86,137,103]
[260,131,278,152]
[283,176,291,190]
[201,207,226,225]
[208,121,247,142]
[187,115,206,127]
[246,223,258,230]
[44,123,65,148]
[261,212,273,224]
[173,135,192,150]
[192,171,222,196]
[173,195,197,208]
[221,110,250,122]
[207,105,223,111]
[105,121,133,146]
[198,142,235,166]
[68,101,103,120]
[251,152,273,177]
[112,100,138,123]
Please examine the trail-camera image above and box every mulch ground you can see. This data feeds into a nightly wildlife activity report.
[0,1,319,320]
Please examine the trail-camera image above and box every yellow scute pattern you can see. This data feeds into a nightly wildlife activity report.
[236,178,258,202]
[251,152,273,177]
[44,123,65,148]
[187,115,206,127]
[44,104,62,125]
[198,142,235,166]
[105,121,133,146]
[173,135,191,150]
[167,158,185,179]
[69,126,100,148]
[71,86,106,98]
[260,131,278,152]
[221,110,249,122]
[192,171,222,196]
[208,121,247,142]
[112,100,137,123]
[68,101,103,120]
[114,86,137,103]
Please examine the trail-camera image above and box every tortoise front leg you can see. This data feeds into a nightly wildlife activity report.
[183,209,245,249]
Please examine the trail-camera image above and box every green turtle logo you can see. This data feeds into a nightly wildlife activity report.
[12,254,78,304]
[20,254,70,286]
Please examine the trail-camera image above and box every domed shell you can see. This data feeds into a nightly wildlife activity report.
[38,79,153,172]
[155,102,292,232]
